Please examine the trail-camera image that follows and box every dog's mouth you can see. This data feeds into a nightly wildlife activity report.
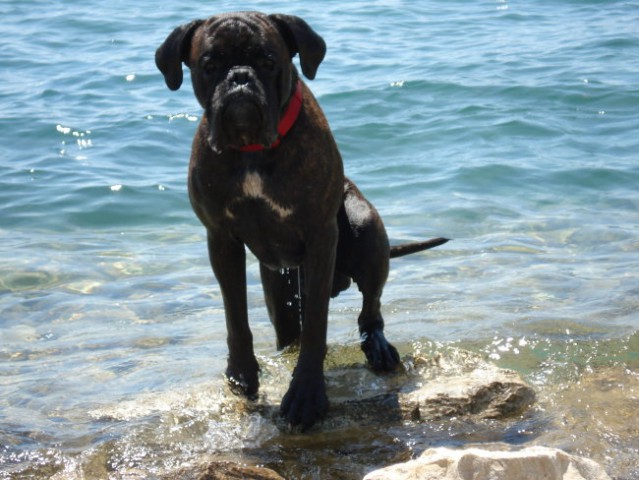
[208,88,278,153]
[223,100,262,146]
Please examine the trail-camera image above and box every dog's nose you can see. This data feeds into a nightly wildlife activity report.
[229,67,252,87]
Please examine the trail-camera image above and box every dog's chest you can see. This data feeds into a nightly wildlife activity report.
[227,171,293,221]
[219,170,303,268]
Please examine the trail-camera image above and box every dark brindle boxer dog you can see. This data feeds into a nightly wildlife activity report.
[156,11,448,430]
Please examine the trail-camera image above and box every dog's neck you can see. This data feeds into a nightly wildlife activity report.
[236,80,303,153]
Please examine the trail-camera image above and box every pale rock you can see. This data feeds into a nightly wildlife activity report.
[363,446,611,480]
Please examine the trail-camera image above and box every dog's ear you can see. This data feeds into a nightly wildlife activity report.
[268,14,326,80]
[155,20,203,90]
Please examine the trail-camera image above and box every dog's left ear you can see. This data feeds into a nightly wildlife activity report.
[268,14,326,80]
[155,19,203,91]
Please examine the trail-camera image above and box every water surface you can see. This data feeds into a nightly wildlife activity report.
[1,1,638,478]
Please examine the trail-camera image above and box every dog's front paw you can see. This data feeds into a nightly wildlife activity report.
[361,329,401,372]
[225,356,260,398]
[280,370,328,431]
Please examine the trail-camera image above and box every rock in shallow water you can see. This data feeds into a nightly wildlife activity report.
[321,350,536,428]
[163,461,285,480]
[398,353,536,421]
[363,446,612,480]
[152,349,612,479]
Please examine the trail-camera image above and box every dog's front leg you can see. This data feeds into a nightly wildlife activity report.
[207,229,259,397]
[280,222,337,430]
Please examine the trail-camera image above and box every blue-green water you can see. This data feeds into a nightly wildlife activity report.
[1,1,638,478]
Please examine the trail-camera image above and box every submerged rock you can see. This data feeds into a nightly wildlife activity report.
[157,349,538,479]
[363,446,612,480]
[162,461,284,480]
[532,365,639,479]
[117,348,622,480]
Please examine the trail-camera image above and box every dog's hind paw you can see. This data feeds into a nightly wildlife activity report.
[361,329,401,372]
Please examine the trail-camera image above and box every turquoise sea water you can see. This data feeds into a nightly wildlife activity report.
[1,1,638,478]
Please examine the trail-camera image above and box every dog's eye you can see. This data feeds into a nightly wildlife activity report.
[261,57,276,72]
[201,55,224,75]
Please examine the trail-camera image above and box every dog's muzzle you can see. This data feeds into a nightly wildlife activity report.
[208,67,276,153]
[222,92,263,130]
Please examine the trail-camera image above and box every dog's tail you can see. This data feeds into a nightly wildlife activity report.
[389,237,449,259]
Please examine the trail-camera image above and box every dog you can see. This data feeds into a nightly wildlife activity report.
[156,11,448,430]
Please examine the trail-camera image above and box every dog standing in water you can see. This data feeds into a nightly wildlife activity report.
[156,11,447,430]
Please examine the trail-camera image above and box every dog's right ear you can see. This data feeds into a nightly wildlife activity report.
[155,20,203,91]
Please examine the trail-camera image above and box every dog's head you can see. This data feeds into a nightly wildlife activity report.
[156,12,326,153]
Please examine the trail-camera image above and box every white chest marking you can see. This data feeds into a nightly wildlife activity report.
[240,172,294,219]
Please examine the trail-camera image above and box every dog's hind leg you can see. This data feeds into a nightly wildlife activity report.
[354,260,401,372]
[260,264,303,350]
[337,180,401,372]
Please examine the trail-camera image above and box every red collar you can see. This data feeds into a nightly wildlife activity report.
[237,80,303,153]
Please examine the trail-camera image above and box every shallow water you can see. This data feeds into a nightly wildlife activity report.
[1,0,638,478]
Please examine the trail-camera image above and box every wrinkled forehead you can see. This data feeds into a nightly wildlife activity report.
[198,13,283,57]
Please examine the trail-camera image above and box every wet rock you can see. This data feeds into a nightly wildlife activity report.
[363,446,612,480]
[322,350,536,427]
[163,461,284,480]
[398,353,536,421]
